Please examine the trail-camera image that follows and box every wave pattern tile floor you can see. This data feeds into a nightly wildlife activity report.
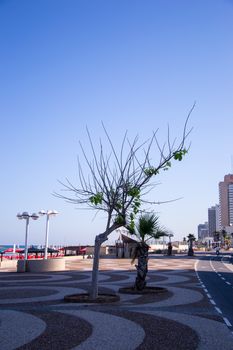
[0,256,233,349]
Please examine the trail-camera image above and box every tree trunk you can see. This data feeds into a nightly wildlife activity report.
[90,233,107,299]
[134,243,149,291]
[167,243,172,256]
[90,223,120,299]
[188,241,194,256]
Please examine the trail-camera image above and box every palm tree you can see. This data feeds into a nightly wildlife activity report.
[224,235,231,250]
[187,234,196,256]
[221,228,227,246]
[213,230,220,243]
[130,213,167,291]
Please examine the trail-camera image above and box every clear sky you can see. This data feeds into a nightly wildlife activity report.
[0,0,233,246]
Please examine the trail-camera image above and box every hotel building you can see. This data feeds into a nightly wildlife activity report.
[219,174,233,228]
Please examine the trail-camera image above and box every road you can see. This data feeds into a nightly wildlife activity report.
[196,253,233,332]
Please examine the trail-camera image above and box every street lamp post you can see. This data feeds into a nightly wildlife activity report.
[168,233,174,243]
[17,212,39,271]
[39,210,58,259]
[163,235,165,255]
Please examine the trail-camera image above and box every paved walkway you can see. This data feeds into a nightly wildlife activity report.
[0,256,233,349]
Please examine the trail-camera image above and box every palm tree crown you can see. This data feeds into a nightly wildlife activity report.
[133,213,168,243]
[187,234,196,242]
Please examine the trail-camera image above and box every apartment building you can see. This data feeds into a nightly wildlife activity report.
[208,206,217,237]
[219,174,233,227]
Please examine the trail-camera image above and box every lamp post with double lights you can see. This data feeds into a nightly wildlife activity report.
[168,233,174,243]
[17,212,39,271]
[39,210,58,259]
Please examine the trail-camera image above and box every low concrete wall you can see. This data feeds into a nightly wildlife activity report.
[17,258,66,273]
[0,260,17,269]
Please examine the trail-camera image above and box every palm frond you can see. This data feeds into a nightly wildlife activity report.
[135,213,167,242]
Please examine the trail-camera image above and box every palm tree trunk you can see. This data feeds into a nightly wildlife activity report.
[188,240,194,256]
[134,243,149,291]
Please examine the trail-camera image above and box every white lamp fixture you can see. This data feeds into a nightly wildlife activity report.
[39,210,58,259]
[168,233,174,243]
[16,212,39,271]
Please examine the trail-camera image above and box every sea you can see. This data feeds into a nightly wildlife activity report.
[0,244,63,251]
[0,244,64,259]
[0,244,24,250]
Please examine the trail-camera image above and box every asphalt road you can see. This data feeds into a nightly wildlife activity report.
[196,254,233,331]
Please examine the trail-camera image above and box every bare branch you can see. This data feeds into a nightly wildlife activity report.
[56,107,193,232]
[142,197,184,205]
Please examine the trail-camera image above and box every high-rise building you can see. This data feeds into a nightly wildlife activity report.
[197,222,208,240]
[219,174,233,227]
[208,206,217,237]
[215,204,220,232]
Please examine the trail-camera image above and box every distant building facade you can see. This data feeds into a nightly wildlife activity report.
[219,174,233,227]
[198,222,208,240]
[208,206,217,237]
[215,204,221,232]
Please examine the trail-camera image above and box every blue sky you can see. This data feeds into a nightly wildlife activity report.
[0,0,233,246]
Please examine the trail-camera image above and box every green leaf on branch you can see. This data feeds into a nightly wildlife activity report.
[162,161,172,171]
[115,215,125,225]
[133,207,139,215]
[127,223,135,235]
[173,149,188,161]
[115,202,122,210]
[133,199,140,214]
[127,186,140,198]
[90,192,103,205]
[144,167,159,176]
[127,216,135,234]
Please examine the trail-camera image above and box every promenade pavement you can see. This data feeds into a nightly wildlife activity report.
[0,255,233,349]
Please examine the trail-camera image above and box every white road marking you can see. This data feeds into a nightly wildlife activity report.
[197,257,233,329]
[215,307,222,314]
[223,317,232,327]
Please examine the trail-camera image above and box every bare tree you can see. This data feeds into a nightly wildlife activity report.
[56,107,193,299]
